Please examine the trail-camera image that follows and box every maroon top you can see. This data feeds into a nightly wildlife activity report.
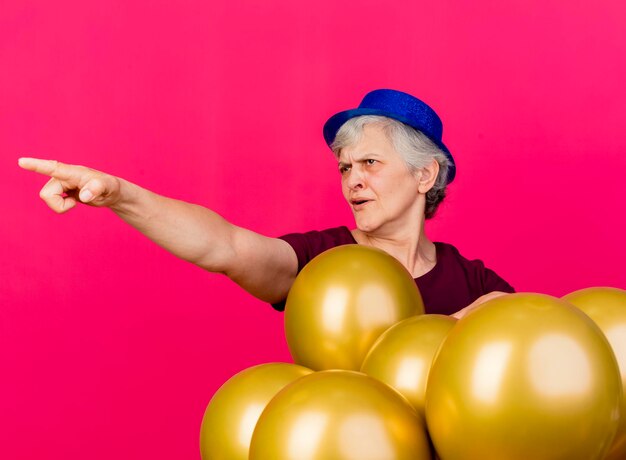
[272,226,514,315]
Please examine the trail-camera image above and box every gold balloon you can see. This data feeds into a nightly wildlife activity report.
[361,314,456,417]
[285,245,424,370]
[425,293,622,460]
[249,370,432,460]
[199,363,312,460]
[563,287,626,460]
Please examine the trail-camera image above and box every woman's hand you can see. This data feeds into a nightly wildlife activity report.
[452,291,508,319]
[18,158,122,212]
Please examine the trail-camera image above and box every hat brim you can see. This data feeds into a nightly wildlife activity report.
[323,108,456,183]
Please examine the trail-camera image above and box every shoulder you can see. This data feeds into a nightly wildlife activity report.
[284,225,353,239]
[434,241,515,293]
[280,226,355,248]
[434,241,471,264]
[279,226,356,273]
[434,241,491,274]
[435,242,491,268]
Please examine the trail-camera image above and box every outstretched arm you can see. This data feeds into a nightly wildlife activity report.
[18,158,298,304]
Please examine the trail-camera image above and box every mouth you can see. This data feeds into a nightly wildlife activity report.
[351,198,372,210]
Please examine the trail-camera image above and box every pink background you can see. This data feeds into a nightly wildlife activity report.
[2,1,626,458]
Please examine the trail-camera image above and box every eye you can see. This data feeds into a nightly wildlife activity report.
[339,164,351,174]
[366,159,377,165]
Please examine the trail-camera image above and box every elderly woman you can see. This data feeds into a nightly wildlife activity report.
[19,89,513,317]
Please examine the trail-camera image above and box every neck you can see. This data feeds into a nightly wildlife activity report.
[351,219,436,278]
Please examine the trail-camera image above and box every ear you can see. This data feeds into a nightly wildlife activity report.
[416,159,440,194]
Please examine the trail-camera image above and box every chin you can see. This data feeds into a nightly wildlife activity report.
[355,218,381,234]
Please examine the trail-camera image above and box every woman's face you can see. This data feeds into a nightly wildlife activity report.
[338,123,424,235]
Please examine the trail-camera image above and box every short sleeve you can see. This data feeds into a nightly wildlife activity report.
[270,227,356,312]
[419,243,515,314]
[483,266,515,294]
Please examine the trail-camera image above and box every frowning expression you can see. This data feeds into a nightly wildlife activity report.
[338,124,423,234]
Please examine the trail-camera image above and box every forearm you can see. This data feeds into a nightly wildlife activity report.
[110,178,234,272]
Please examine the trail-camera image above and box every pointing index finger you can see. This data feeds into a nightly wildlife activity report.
[18,157,79,181]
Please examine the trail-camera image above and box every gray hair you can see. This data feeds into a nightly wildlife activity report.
[330,115,450,219]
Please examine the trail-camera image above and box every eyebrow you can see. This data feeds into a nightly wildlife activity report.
[338,152,382,164]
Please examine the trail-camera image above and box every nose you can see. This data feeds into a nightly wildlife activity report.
[346,168,365,190]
